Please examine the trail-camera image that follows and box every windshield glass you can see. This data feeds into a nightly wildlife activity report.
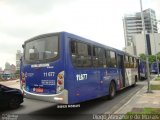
[24,35,59,63]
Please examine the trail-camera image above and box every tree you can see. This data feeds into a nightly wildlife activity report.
[139,53,146,61]
[148,55,156,63]
[139,53,156,63]
[157,52,160,61]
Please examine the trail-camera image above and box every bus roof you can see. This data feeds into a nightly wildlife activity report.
[24,31,138,58]
[63,32,138,58]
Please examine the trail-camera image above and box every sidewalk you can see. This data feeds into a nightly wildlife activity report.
[0,79,20,89]
[115,76,160,114]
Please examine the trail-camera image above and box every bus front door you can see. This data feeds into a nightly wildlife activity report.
[117,54,125,88]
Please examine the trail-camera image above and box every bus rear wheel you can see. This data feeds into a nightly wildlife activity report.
[108,81,116,99]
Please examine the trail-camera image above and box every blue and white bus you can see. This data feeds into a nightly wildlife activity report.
[20,32,139,104]
[151,62,160,74]
[138,60,147,80]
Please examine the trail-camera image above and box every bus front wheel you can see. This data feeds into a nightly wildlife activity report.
[108,81,116,99]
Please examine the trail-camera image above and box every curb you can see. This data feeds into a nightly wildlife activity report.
[113,76,156,114]
[114,86,144,114]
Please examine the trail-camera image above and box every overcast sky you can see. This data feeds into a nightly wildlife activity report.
[0,0,160,69]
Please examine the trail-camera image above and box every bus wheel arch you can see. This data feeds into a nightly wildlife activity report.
[108,80,116,99]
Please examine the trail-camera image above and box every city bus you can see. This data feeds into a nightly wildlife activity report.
[151,61,160,74]
[2,74,11,80]
[20,32,139,104]
[138,60,147,80]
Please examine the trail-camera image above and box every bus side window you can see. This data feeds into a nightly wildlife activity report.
[128,56,131,68]
[98,48,106,68]
[124,55,129,68]
[70,40,92,68]
[71,41,76,54]
[134,58,137,68]
[106,50,110,67]
[131,57,134,68]
[117,55,121,68]
[135,58,138,68]
[93,47,99,67]
[130,57,134,68]
[71,41,77,66]
[110,51,117,68]
[84,44,92,67]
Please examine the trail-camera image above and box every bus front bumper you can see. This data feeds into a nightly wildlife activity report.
[23,89,68,104]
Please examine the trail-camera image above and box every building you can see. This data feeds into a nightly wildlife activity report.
[3,63,16,80]
[4,62,16,73]
[10,64,16,74]
[0,67,3,76]
[123,8,158,53]
[16,50,23,71]
[5,62,11,70]
[131,33,160,56]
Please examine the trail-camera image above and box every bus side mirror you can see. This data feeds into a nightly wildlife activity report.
[22,44,24,48]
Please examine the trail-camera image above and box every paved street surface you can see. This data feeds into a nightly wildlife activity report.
[0,79,146,120]
[0,79,20,89]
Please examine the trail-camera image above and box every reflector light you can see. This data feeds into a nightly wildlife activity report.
[58,79,63,85]
[56,71,64,93]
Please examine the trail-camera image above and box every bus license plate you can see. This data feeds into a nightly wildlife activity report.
[35,88,44,93]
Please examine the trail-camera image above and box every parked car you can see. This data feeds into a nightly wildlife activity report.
[0,84,23,109]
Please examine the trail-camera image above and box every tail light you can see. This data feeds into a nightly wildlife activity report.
[21,72,26,89]
[56,71,64,93]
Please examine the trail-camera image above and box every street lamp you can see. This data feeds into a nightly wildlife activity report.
[140,0,152,93]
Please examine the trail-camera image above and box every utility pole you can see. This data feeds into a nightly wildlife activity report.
[140,0,152,93]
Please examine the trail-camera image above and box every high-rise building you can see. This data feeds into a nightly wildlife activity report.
[123,8,158,48]
[0,67,3,75]
[5,62,11,70]
[16,50,23,71]
[10,64,16,74]
[4,62,11,75]
[132,33,160,56]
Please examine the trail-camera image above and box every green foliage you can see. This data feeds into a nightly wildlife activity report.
[148,55,156,63]
[123,108,160,120]
[156,52,160,55]
[150,85,160,90]
[143,108,160,114]
[157,52,160,61]
[139,53,146,61]
[155,76,160,81]
[139,53,160,63]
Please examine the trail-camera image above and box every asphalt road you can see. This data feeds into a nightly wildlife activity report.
[0,81,146,120]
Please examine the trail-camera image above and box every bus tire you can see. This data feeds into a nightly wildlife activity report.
[108,81,116,99]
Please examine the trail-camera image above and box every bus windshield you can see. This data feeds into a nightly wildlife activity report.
[24,35,59,63]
